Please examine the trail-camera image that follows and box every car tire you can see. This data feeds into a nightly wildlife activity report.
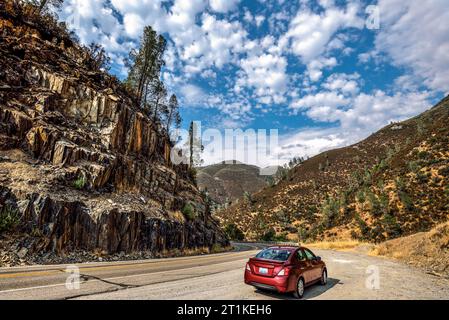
[293,278,305,299]
[320,269,327,286]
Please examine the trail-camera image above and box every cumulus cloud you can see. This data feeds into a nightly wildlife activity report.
[282,1,364,62]
[375,0,449,93]
[237,52,288,105]
[209,0,241,13]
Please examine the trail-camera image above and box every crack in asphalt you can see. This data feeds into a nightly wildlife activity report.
[63,270,234,300]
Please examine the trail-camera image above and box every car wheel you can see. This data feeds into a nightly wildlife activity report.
[320,269,327,286]
[293,278,305,299]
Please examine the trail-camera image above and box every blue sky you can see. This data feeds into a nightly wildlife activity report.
[57,0,449,166]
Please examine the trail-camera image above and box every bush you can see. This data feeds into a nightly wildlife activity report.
[243,191,254,205]
[224,223,244,241]
[399,191,415,211]
[355,214,370,240]
[408,161,421,173]
[211,243,225,254]
[261,228,276,241]
[182,203,196,220]
[297,227,309,242]
[438,166,449,177]
[0,205,20,234]
[382,214,402,238]
[418,151,430,160]
[73,176,86,190]
[321,196,341,228]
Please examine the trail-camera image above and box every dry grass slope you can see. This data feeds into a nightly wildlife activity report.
[371,222,449,277]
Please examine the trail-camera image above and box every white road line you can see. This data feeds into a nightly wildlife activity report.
[0,258,248,295]
[332,259,354,264]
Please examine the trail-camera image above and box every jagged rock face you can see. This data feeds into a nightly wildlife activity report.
[0,5,228,258]
[0,187,223,254]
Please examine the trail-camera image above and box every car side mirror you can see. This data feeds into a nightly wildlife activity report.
[315,256,322,261]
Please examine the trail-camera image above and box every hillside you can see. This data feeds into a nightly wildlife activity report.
[216,96,449,243]
[0,2,227,266]
[197,161,270,204]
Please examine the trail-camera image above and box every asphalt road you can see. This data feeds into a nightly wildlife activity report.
[0,243,448,300]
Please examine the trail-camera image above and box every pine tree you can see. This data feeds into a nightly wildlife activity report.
[163,94,181,133]
[150,79,167,122]
[126,26,166,114]
[86,43,110,71]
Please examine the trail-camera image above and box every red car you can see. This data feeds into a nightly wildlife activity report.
[244,246,327,299]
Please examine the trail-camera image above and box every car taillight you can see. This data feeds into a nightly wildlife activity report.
[277,267,290,277]
[246,263,251,272]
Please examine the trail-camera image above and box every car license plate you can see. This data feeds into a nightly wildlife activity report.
[259,267,268,274]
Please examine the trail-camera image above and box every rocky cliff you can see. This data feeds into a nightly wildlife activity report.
[0,2,228,265]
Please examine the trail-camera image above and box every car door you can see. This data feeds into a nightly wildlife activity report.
[304,248,321,281]
[295,249,314,284]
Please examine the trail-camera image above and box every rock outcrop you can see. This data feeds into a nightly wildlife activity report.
[0,2,228,263]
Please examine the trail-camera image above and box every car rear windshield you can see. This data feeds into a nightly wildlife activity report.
[256,248,291,261]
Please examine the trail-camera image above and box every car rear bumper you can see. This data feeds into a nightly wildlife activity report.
[244,271,289,293]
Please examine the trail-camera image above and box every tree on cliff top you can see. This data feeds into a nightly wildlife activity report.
[126,26,167,113]
[162,94,181,134]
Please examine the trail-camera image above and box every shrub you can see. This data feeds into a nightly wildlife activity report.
[382,214,402,238]
[399,191,415,211]
[188,168,198,185]
[321,196,341,228]
[211,243,225,254]
[0,205,21,234]
[274,232,289,242]
[408,161,421,173]
[355,214,370,240]
[416,172,429,184]
[438,166,449,177]
[261,228,276,241]
[182,203,196,220]
[366,190,382,216]
[73,176,86,190]
[224,223,244,241]
[243,191,254,205]
[357,190,366,204]
[297,227,309,242]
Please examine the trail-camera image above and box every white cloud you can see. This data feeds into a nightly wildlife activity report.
[306,57,337,82]
[255,15,266,27]
[209,0,240,13]
[375,0,449,93]
[180,84,206,105]
[291,88,431,135]
[282,2,364,63]
[237,52,288,105]
[277,128,347,164]
[322,73,360,95]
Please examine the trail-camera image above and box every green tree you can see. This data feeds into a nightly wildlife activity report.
[382,214,402,238]
[86,42,110,71]
[224,224,245,241]
[149,79,167,122]
[262,228,276,241]
[126,26,166,112]
[182,203,196,220]
[163,94,181,134]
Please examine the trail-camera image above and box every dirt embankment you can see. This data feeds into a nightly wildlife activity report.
[371,222,449,277]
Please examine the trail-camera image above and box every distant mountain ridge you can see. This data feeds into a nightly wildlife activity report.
[197,161,271,205]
